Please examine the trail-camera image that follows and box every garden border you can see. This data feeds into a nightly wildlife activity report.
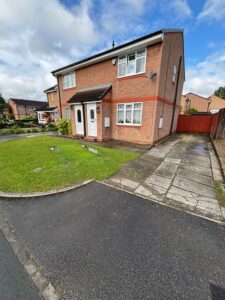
[0,180,93,198]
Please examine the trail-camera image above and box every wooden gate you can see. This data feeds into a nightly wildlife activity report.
[176,114,214,133]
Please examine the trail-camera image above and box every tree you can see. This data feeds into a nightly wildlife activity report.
[0,94,7,118]
[214,86,225,100]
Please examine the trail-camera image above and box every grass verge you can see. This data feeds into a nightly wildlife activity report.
[0,136,139,193]
[214,180,225,207]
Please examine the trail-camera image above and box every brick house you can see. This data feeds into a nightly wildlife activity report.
[208,95,225,114]
[51,29,185,145]
[36,85,60,124]
[181,92,209,113]
[181,93,225,114]
[8,98,47,120]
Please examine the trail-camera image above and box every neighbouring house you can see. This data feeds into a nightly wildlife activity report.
[51,29,185,145]
[36,85,60,125]
[181,92,210,113]
[208,95,225,114]
[8,98,47,120]
[181,93,225,114]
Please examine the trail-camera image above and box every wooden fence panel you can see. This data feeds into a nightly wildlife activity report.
[214,108,225,139]
[177,114,214,133]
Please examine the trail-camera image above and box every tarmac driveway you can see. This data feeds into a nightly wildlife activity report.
[0,182,225,299]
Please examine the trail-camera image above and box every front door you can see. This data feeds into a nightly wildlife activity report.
[75,105,84,135]
[87,103,97,137]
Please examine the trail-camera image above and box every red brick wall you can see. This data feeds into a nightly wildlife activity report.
[8,99,19,119]
[153,32,184,142]
[209,95,225,111]
[47,91,58,108]
[184,93,208,112]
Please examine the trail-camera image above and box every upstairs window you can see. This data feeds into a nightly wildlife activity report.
[172,64,177,83]
[62,72,76,89]
[118,49,146,78]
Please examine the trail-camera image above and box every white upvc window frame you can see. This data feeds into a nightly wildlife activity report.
[65,107,70,120]
[18,105,26,114]
[116,102,143,126]
[62,72,76,89]
[117,48,146,78]
[172,64,177,83]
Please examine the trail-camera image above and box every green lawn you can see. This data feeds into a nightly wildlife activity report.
[0,136,139,193]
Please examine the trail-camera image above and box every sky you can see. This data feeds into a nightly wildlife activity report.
[0,0,225,101]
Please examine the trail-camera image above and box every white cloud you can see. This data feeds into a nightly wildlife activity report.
[0,0,157,100]
[0,0,98,100]
[184,50,225,97]
[197,0,225,22]
[168,0,192,19]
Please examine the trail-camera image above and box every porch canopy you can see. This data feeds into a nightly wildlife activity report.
[35,104,58,113]
[67,84,112,104]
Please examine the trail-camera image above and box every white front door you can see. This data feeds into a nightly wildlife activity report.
[87,103,97,137]
[75,105,84,135]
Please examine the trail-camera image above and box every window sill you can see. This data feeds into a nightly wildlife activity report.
[62,86,76,91]
[117,72,145,80]
[116,123,142,127]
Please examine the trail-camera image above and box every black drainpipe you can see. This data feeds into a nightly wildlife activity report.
[170,55,182,134]
[56,76,63,118]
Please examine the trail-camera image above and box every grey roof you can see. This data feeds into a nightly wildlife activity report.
[9,98,47,107]
[35,103,58,112]
[44,85,58,93]
[52,28,183,75]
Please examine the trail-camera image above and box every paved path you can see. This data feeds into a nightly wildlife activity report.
[0,182,225,299]
[0,230,41,300]
[106,134,225,221]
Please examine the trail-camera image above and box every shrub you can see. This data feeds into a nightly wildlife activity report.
[187,108,198,114]
[14,129,24,134]
[45,124,57,131]
[56,119,69,135]
[31,128,39,133]
[10,124,19,129]
[68,120,72,135]
[7,113,15,120]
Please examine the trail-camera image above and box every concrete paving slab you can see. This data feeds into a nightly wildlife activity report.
[145,174,171,189]
[179,164,212,177]
[145,183,168,195]
[173,177,216,198]
[221,207,225,219]
[167,186,194,198]
[154,162,178,179]
[184,154,211,164]
[120,178,140,190]
[166,193,198,207]
[150,193,165,202]
[197,201,221,215]
[177,169,214,187]
[165,158,181,164]
[195,196,218,204]
[135,185,152,197]
[182,157,211,168]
